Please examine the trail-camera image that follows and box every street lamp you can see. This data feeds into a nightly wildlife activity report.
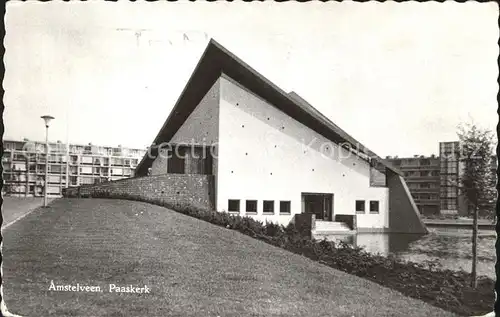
[41,115,55,207]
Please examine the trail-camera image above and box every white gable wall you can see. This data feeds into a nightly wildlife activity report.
[217,75,389,228]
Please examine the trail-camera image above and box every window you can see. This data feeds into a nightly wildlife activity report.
[13,153,26,161]
[48,155,59,163]
[245,200,257,214]
[81,156,93,164]
[4,142,15,150]
[263,200,274,214]
[111,158,125,166]
[13,163,26,171]
[80,166,92,175]
[48,175,61,184]
[369,201,379,213]
[228,199,240,212]
[80,176,93,185]
[280,201,291,214]
[50,165,62,174]
[355,200,365,214]
[111,168,123,176]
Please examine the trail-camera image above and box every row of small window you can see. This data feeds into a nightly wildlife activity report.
[404,171,440,177]
[412,194,439,200]
[355,200,379,214]
[228,199,291,215]
[408,183,438,189]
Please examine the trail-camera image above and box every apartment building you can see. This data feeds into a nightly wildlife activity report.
[2,139,146,197]
[387,141,496,216]
[438,141,465,214]
[386,155,441,215]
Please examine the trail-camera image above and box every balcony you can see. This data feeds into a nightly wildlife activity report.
[413,198,440,205]
[405,175,440,181]
[400,165,440,171]
[408,188,440,193]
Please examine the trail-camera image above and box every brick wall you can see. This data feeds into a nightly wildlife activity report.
[63,173,215,210]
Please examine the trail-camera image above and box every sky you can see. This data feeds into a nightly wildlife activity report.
[4,1,499,157]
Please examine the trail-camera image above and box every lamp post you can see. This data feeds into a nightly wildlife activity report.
[41,115,55,207]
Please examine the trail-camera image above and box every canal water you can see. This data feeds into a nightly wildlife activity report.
[322,228,496,279]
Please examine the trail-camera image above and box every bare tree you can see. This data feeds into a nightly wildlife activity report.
[456,122,495,288]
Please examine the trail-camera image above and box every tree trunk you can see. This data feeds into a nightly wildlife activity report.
[471,205,478,288]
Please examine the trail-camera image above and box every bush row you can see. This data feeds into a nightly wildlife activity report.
[78,192,495,316]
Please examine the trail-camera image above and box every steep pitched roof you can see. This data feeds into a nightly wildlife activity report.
[135,39,402,176]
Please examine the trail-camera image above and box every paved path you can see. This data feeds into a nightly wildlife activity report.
[3,198,457,317]
[2,197,56,229]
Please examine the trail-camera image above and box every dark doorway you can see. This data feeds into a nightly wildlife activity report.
[167,148,186,174]
[302,193,334,221]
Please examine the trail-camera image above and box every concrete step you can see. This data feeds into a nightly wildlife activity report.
[313,220,352,234]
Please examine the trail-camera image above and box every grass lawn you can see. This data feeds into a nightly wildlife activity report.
[3,198,457,317]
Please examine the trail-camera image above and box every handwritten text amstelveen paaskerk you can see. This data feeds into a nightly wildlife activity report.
[48,280,151,294]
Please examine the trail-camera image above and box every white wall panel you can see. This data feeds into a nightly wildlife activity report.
[217,74,389,228]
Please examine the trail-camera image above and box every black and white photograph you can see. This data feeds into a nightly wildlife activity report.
[1,1,498,316]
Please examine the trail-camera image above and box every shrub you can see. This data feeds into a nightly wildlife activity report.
[264,221,285,237]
